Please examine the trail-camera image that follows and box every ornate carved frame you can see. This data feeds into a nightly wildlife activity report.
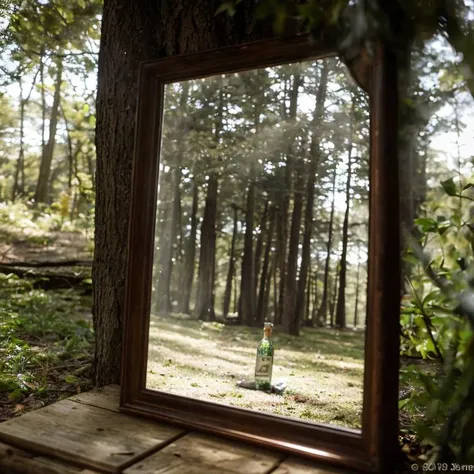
[120,34,400,474]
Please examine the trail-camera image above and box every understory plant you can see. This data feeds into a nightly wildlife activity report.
[399,176,474,463]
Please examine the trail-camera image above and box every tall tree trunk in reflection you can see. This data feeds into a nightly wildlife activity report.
[317,165,337,326]
[254,200,268,294]
[330,264,339,327]
[194,175,218,321]
[275,73,301,325]
[194,81,224,322]
[335,98,355,329]
[240,182,256,326]
[310,267,319,326]
[354,246,362,327]
[35,59,63,204]
[283,171,304,335]
[178,182,198,314]
[257,205,275,325]
[305,266,312,324]
[263,254,275,322]
[157,84,189,314]
[295,63,328,327]
[223,204,238,318]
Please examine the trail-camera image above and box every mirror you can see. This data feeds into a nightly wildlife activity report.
[145,56,370,431]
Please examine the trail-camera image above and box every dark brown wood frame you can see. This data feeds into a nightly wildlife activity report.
[120,35,401,474]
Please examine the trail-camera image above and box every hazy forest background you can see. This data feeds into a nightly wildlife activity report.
[1,0,474,464]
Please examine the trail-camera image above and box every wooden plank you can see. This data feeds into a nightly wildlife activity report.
[69,384,121,412]
[124,432,283,474]
[124,453,239,474]
[0,399,183,473]
[0,441,99,474]
[271,457,358,474]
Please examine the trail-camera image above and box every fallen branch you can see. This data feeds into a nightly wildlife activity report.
[0,259,92,268]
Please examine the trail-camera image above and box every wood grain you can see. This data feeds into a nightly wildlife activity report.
[124,453,239,474]
[271,457,358,474]
[124,432,283,474]
[0,399,183,473]
[69,384,121,412]
[0,441,99,474]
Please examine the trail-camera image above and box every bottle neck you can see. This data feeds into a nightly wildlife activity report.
[263,329,272,339]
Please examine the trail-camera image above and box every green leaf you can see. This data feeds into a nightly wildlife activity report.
[64,375,79,384]
[415,217,438,233]
[398,398,410,409]
[462,183,474,191]
[441,178,457,196]
[8,388,22,401]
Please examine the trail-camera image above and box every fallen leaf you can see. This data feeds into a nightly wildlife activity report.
[14,404,25,413]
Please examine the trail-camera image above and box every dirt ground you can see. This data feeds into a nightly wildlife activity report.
[146,314,365,430]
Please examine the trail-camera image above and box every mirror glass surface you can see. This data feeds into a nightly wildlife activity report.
[146,57,369,430]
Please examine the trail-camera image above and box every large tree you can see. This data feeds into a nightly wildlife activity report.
[93,0,278,385]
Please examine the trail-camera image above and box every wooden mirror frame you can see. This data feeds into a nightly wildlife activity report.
[120,34,400,474]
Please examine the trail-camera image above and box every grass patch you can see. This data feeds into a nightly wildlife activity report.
[146,313,365,429]
[0,273,93,420]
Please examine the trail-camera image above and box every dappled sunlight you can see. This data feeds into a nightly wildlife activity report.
[147,315,364,429]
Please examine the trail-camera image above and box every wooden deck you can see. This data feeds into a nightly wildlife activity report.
[0,386,354,474]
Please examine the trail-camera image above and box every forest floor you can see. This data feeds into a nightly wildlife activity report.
[0,226,94,421]
[147,313,365,430]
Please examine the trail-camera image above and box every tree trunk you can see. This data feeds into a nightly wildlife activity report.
[317,165,337,326]
[35,59,63,204]
[330,266,339,328]
[13,69,39,201]
[156,83,189,314]
[257,204,275,325]
[310,267,319,326]
[240,182,256,326]
[305,266,312,324]
[179,182,198,314]
[194,175,218,321]
[354,246,362,328]
[254,199,268,293]
[283,175,304,335]
[295,63,329,326]
[335,98,355,329]
[223,205,238,318]
[276,72,301,325]
[93,0,273,385]
[12,80,25,202]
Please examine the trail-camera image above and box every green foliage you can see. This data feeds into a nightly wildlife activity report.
[400,176,474,463]
[0,274,93,400]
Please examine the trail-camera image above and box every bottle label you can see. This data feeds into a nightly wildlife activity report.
[255,355,273,377]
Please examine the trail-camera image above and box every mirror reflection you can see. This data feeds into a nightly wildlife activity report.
[146,57,369,430]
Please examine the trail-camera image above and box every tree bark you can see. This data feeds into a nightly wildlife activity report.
[254,199,268,294]
[12,80,25,202]
[257,204,275,325]
[317,164,337,326]
[276,72,301,325]
[283,176,304,335]
[335,97,355,329]
[354,246,362,328]
[156,83,189,314]
[178,182,198,314]
[240,182,256,326]
[223,205,238,318]
[93,0,274,385]
[35,59,63,204]
[330,264,339,328]
[294,63,329,327]
[194,175,219,321]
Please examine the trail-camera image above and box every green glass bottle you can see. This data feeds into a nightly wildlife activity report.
[255,322,274,391]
